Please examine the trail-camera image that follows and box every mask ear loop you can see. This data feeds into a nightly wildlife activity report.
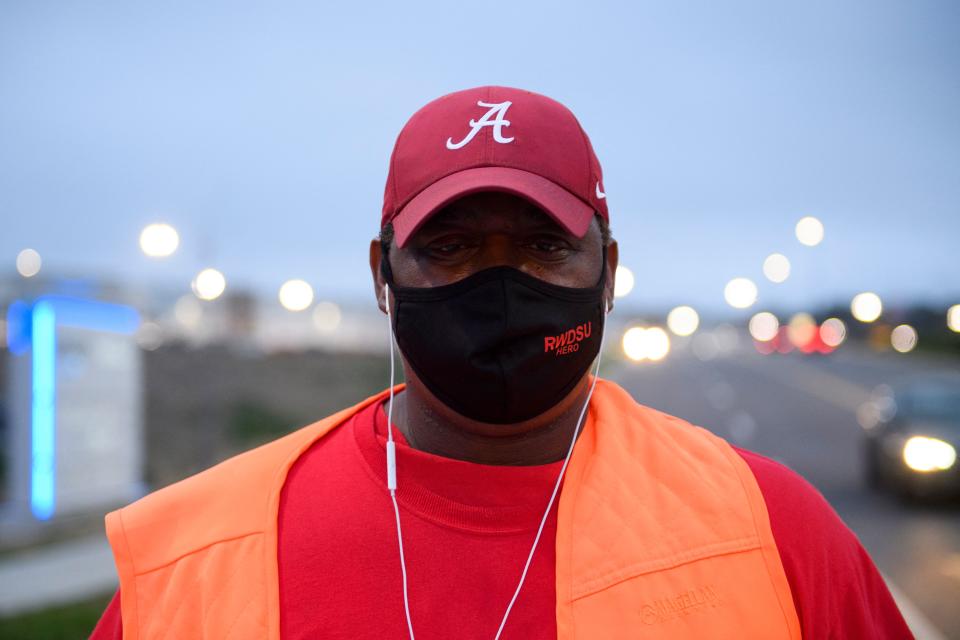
[384,283,417,640]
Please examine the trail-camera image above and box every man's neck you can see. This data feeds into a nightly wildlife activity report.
[385,377,592,466]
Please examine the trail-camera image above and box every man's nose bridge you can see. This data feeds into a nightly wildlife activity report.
[475,233,525,272]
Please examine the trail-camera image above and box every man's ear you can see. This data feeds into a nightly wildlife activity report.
[604,239,619,313]
[369,238,388,314]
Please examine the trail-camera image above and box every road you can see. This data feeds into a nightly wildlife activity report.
[609,341,960,639]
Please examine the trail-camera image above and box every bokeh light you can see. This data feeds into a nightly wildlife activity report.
[666,306,700,336]
[279,279,314,311]
[787,313,817,349]
[139,223,180,258]
[622,326,671,362]
[948,304,960,333]
[851,292,882,323]
[136,322,164,351]
[724,277,758,309]
[762,253,791,283]
[891,324,917,353]
[614,266,635,298]
[622,327,646,361]
[191,268,226,301]
[174,295,202,329]
[820,317,846,347]
[795,216,824,247]
[643,327,671,361]
[902,436,956,472]
[313,301,342,333]
[16,248,42,277]
[748,312,779,342]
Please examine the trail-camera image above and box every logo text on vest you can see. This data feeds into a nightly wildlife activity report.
[544,322,592,356]
[446,101,515,150]
[639,584,721,626]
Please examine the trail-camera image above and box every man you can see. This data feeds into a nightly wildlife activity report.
[91,86,911,639]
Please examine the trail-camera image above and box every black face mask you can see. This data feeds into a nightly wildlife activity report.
[381,246,607,424]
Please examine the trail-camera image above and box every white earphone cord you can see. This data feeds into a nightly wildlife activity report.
[384,286,415,640]
[384,284,608,640]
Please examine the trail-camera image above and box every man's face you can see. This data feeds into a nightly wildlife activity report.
[371,191,618,305]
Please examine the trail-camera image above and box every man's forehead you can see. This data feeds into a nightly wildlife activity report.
[416,193,573,236]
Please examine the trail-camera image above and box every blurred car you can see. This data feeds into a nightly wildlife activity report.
[860,373,960,501]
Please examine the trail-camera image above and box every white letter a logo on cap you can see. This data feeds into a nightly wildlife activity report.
[446,101,515,150]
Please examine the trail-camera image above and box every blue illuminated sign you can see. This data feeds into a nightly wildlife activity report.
[6,300,32,356]
[30,302,57,520]
[9,296,140,521]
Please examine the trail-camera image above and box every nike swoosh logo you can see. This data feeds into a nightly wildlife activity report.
[596,181,606,199]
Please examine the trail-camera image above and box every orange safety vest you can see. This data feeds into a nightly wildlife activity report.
[105,379,801,639]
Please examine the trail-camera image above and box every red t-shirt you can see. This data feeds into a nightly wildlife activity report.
[91,398,912,639]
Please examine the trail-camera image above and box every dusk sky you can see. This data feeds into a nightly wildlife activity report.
[2,1,958,314]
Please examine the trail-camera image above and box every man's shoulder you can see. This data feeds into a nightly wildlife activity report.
[122,391,394,519]
[595,379,723,441]
[127,418,329,518]
[731,447,913,637]
[732,447,839,524]
[104,395,385,572]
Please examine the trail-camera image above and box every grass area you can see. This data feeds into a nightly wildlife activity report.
[229,401,299,448]
[0,592,113,639]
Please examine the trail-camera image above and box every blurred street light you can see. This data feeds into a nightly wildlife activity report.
[851,292,882,322]
[614,266,635,298]
[279,279,314,311]
[787,313,817,348]
[16,248,42,277]
[762,253,791,283]
[174,295,202,329]
[622,327,645,361]
[191,268,227,301]
[948,304,960,333]
[749,312,779,342]
[795,216,824,247]
[724,277,758,309]
[313,301,342,333]
[136,322,164,351]
[820,318,847,347]
[644,327,671,361]
[139,223,180,258]
[622,326,670,362]
[667,306,699,336]
[891,324,917,353]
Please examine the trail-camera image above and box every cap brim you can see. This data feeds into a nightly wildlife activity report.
[391,166,595,247]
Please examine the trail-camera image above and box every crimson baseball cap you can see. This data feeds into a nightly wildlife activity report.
[381,85,609,247]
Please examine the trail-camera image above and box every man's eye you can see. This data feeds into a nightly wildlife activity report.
[528,239,567,254]
[428,242,469,256]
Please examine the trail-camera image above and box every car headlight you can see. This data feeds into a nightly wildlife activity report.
[902,436,957,472]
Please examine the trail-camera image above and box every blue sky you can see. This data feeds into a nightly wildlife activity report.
[1,0,958,314]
